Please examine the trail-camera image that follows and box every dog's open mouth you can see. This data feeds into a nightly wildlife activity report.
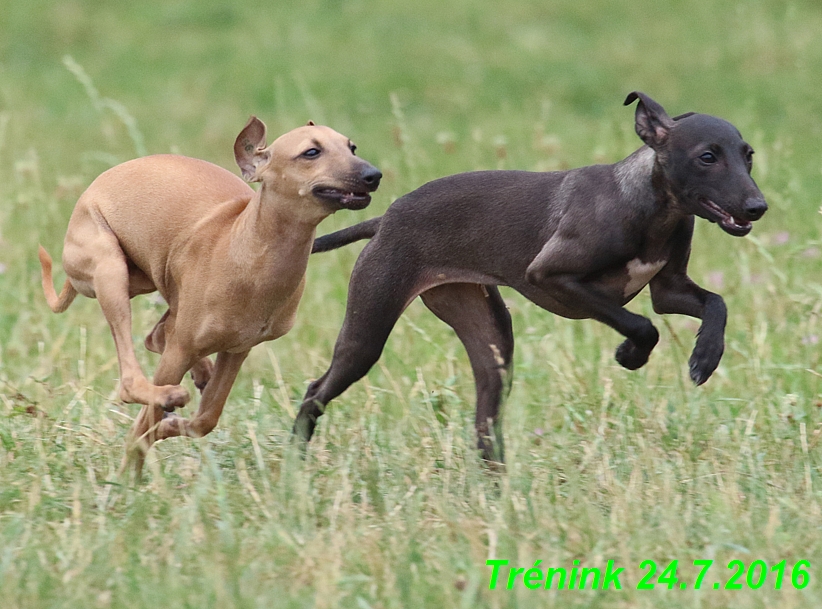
[313,187,372,209]
[698,198,752,237]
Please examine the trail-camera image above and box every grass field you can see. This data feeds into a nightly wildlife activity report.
[2,1,822,607]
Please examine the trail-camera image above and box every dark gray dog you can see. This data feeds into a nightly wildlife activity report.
[294,92,767,461]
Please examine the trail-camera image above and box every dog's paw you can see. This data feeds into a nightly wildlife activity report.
[615,339,652,370]
[157,412,187,438]
[688,339,724,386]
[291,413,316,445]
[156,385,190,412]
[615,324,659,370]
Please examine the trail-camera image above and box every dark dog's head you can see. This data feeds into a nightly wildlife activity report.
[234,117,381,218]
[625,92,767,237]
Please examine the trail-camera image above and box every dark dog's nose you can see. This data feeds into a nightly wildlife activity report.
[743,197,768,221]
[361,166,382,190]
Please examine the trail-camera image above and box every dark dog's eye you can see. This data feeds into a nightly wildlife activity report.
[699,152,717,164]
[302,148,321,159]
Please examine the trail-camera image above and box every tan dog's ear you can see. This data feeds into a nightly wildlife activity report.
[306,120,315,126]
[234,116,270,182]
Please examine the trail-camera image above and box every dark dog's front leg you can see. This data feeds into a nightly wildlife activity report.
[524,263,659,370]
[648,218,727,385]
[650,273,726,385]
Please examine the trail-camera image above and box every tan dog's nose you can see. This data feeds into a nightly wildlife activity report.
[360,165,382,191]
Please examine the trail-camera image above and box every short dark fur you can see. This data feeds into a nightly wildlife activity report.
[297,92,767,461]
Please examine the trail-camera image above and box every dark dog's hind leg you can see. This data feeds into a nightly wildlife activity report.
[292,249,418,446]
[420,284,513,463]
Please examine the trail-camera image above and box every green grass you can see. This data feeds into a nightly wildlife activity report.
[2,0,822,607]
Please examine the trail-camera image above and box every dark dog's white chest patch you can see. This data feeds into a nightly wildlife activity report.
[624,258,666,297]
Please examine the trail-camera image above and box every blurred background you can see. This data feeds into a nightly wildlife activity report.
[3,0,821,215]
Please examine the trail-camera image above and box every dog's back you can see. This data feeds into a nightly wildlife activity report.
[360,164,634,285]
[68,155,253,282]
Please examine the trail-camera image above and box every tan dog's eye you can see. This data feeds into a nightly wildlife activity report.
[302,148,321,159]
[349,144,357,155]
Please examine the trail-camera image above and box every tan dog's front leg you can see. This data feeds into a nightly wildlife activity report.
[122,350,248,479]
[157,350,249,439]
[145,310,215,393]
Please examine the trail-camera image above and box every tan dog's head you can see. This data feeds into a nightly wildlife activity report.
[234,117,381,215]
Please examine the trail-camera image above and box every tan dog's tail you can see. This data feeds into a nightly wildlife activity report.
[38,245,78,313]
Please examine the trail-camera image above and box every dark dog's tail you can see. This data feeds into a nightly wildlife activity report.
[312,216,382,253]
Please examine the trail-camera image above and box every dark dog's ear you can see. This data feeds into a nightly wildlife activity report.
[672,112,696,121]
[624,92,675,149]
[234,116,270,182]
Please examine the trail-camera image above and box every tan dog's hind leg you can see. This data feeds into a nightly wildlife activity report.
[145,310,214,393]
[123,404,165,480]
[81,232,190,411]
[190,359,216,393]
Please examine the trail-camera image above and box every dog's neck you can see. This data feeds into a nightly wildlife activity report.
[614,146,687,231]
[229,183,326,272]
[614,146,657,202]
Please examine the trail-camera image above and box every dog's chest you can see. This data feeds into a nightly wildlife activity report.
[623,258,667,297]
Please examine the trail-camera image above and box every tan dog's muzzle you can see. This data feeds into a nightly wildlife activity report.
[313,161,382,210]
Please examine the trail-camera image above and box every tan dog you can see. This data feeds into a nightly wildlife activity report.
[39,117,381,476]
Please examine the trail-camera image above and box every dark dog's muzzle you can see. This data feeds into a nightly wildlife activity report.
[742,196,767,222]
